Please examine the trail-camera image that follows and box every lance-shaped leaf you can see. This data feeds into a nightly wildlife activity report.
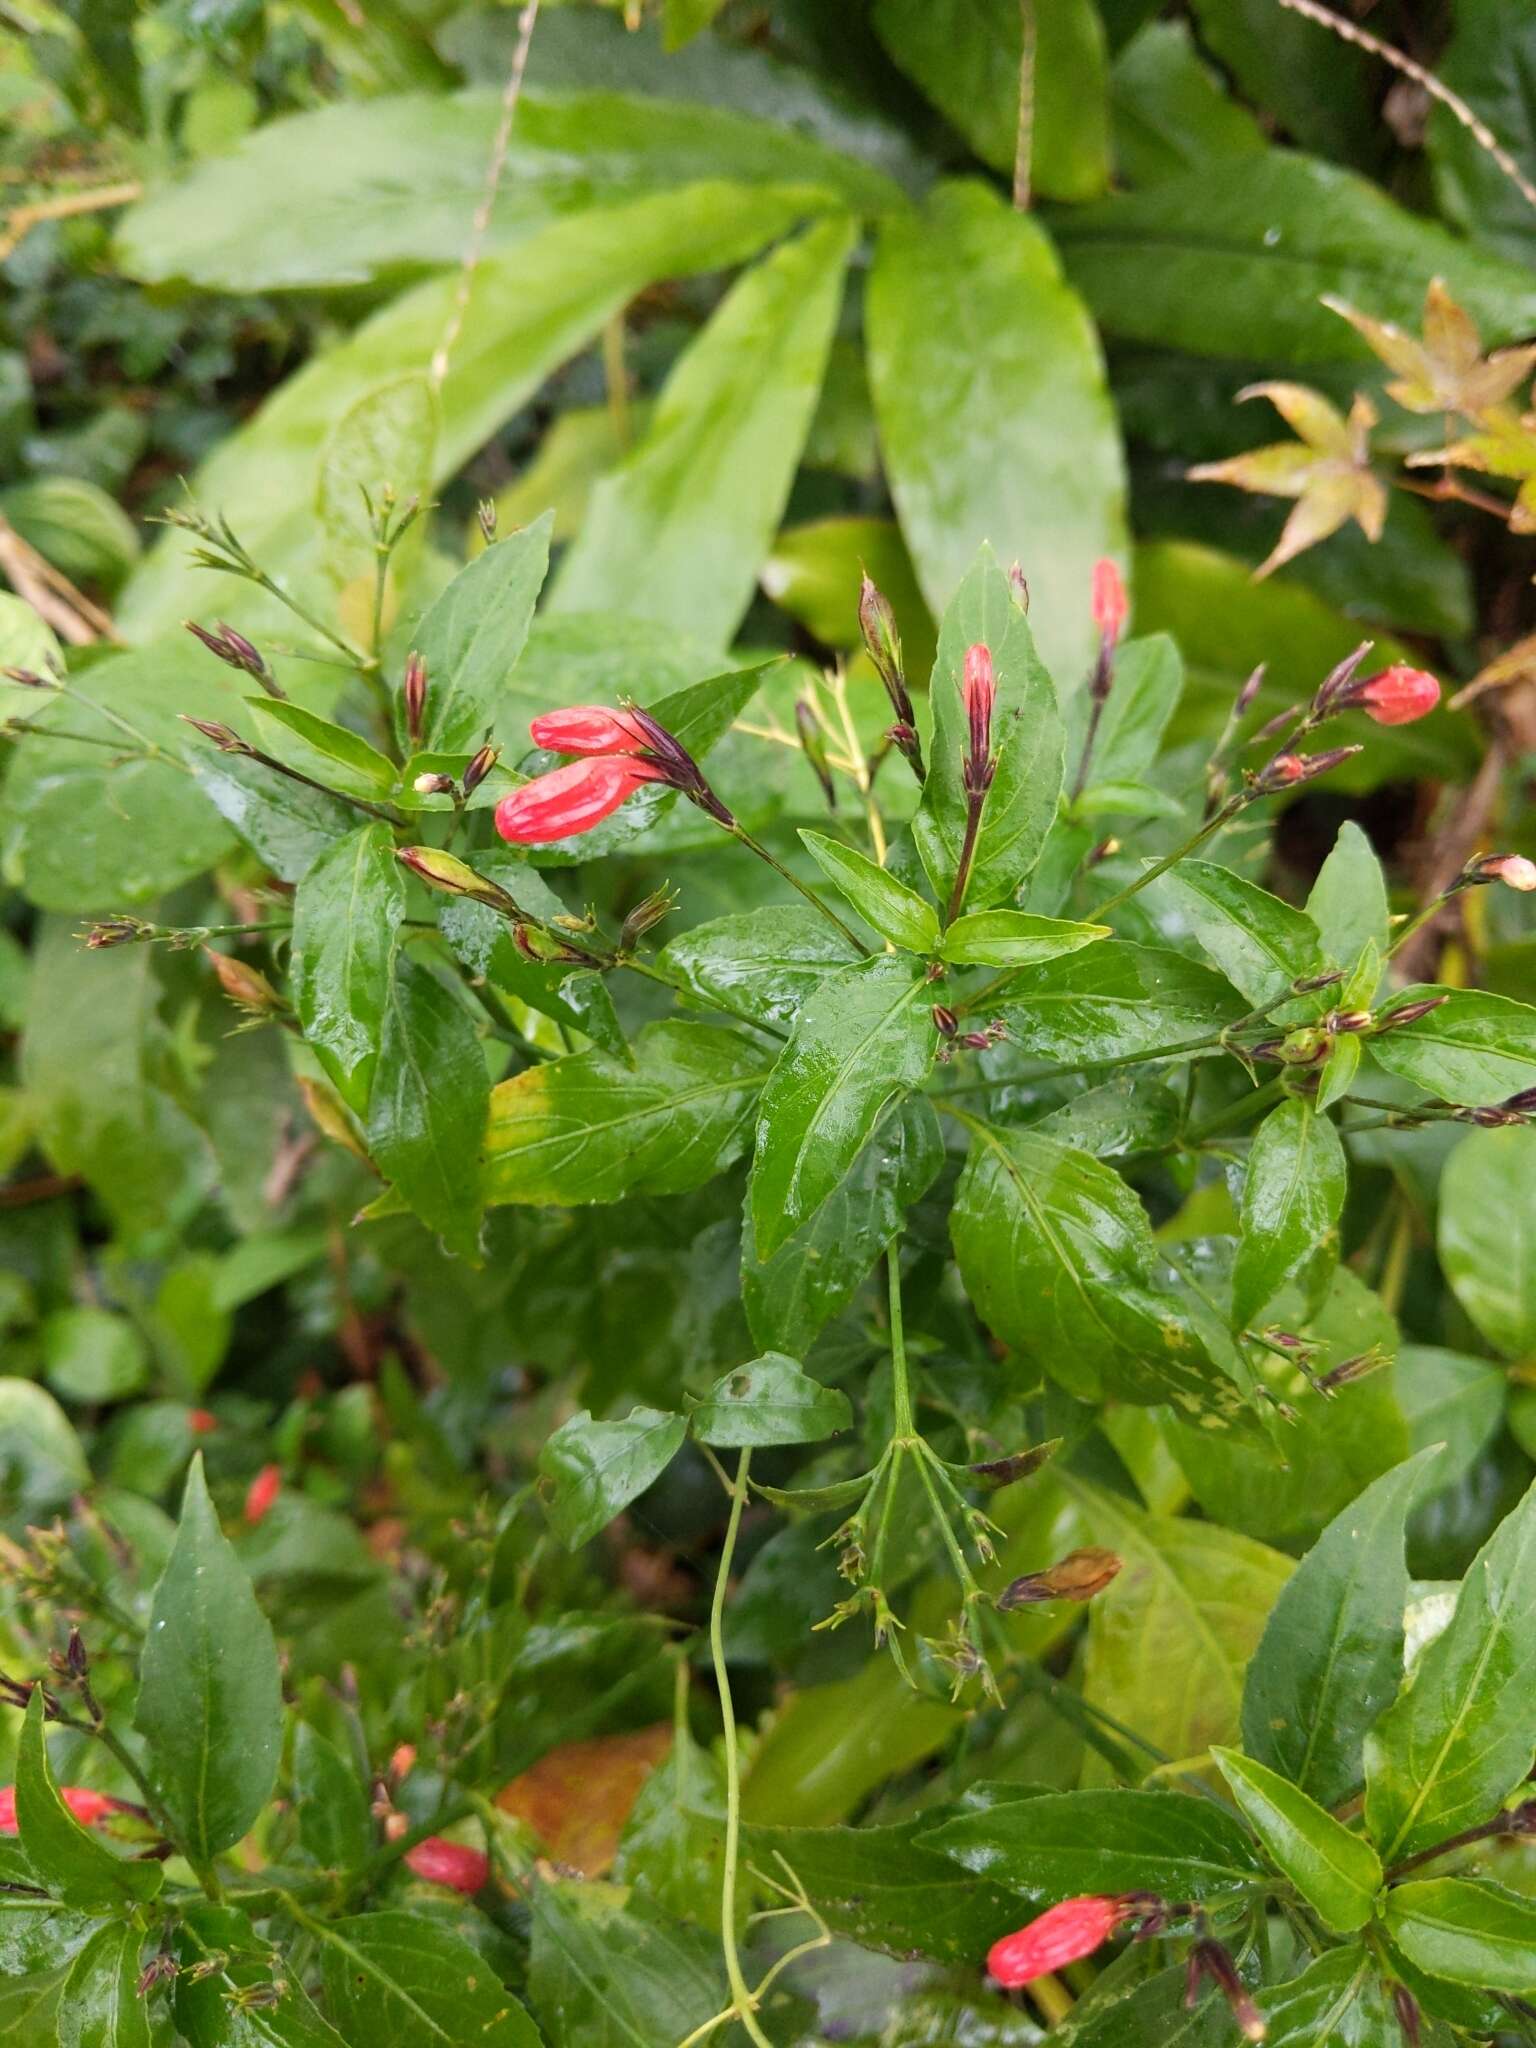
[939,910,1108,969]
[1259,1948,1402,2048]
[366,951,488,1259]
[692,1354,852,1447]
[1438,1125,1536,1360]
[1189,383,1385,577]
[411,514,552,753]
[1242,1449,1441,1809]
[922,1788,1264,1901]
[319,1910,542,2047]
[950,1119,1249,1423]
[250,699,398,797]
[992,942,1247,1065]
[1307,820,1389,974]
[189,750,355,885]
[743,1094,943,1357]
[1369,985,1536,1105]
[552,217,855,652]
[910,549,1065,912]
[58,1921,151,2048]
[799,831,939,954]
[1074,631,1184,787]
[135,1455,282,1868]
[15,1693,161,1909]
[1230,1099,1347,1329]
[749,956,935,1258]
[659,907,861,1035]
[1212,1748,1381,1933]
[1365,1475,1536,1860]
[290,823,406,1111]
[539,1407,687,1549]
[486,1020,765,1206]
[1384,1879,1536,1996]
[1152,859,1324,1007]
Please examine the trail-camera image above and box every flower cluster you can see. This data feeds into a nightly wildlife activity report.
[494,704,732,845]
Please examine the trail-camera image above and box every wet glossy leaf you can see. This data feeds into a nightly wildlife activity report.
[800,831,938,954]
[1053,1960,1235,2047]
[135,1455,282,1867]
[658,907,860,1034]
[1383,1878,1536,1996]
[1242,1450,1440,1810]
[1260,1946,1407,2048]
[1438,1126,1536,1359]
[290,822,406,1111]
[413,515,552,754]
[528,1879,723,2048]
[249,700,398,798]
[1307,822,1389,974]
[940,910,1108,969]
[486,1020,764,1206]
[692,1353,851,1447]
[749,955,934,1258]
[924,1788,1263,1900]
[992,942,1247,1065]
[16,1693,161,1909]
[1369,986,1536,1106]
[1212,1748,1380,1932]
[538,1407,686,1549]
[1231,1100,1346,1329]
[57,1921,149,2048]
[189,750,355,885]
[366,952,488,1258]
[1152,860,1323,1008]
[1364,1475,1536,1860]
[293,1724,372,1872]
[1429,0,1536,268]
[868,188,1125,685]
[319,1911,541,2046]
[552,218,854,653]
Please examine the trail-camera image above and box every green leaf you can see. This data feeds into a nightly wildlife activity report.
[16,1693,161,1909]
[868,185,1125,685]
[992,941,1247,1065]
[951,1119,1248,1422]
[1370,985,1536,1106]
[366,952,488,1258]
[57,1921,150,2048]
[743,1094,943,1356]
[552,218,852,653]
[290,822,407,1110]
[1230,1100,1347,1329]
[749,955,934,1258]
[116,88,897,292]
[1428,0,1536,266]
[1080,632,1184,785]
[1364,1475,1536,1860]
[1151,860,1323,1008]
[1054,150,1536,364]
[658,907,860,1034]
[0,1379,89,1527]
[42,1307,149,1406]
[414,516,553,754]
[486,1019,764,1206]
[1307,822,1389,977]
[1384,1878,1536,1997]
[249,699,398,798]
[1398,1346,1506,1488]
[1062,1474,1294,1766]
[1050,1962,1236,2047]
[317,373,436,601]
[1242,1449,1440,1811]
[538,1406,687,1549]
[528,1879,724,2048]
[135,1454,281,1867]
[762,517,935,676]
[1108,22,1266,188]
[740,1815,1031,1965]
[911,549,1065,911]
[319,1910,541,2047]
[692,1354,851,1447]
[799,831,938,954]
[1212,1748,1380,1932]
[1260,1947,1406,2048]
[923,1788,1263,1901]
[1184,0,1376,161]
[939,910,1108,969]
[293,1723,373,1873]
[119,187,809,640]
[176,1904,353,2048]
[873,0,1110,202]
[1439,1126,1536,1359]
[0,478,140,593]
[189,749,355,885]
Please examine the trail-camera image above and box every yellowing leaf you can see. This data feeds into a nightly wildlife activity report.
[1325,276,1536,415]
[1189,385,1384,576]
[496,1725,673,1875]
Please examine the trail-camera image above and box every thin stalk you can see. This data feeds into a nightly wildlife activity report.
[730,824,871,955]
[1182,1076,1287,1147]
[710,1449,774,2048]
[1070,692,1107,803]
[887,1246,914,1438]
[945,799,984,926]
[1090,797,1241,919]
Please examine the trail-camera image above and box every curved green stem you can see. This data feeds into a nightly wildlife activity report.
[710,1448,774,2048]
[729,825,871,956]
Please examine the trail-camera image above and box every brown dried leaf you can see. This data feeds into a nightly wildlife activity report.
[996,1545,1123,1610]
[495,1723,672,1876]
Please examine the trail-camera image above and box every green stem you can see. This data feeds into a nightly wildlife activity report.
[710,1449,774,2048]
[887,1246,914,1438]
[729,825,871,956]
[1090,796,1242,919]
[944,797,984,927]
[1181,1075,1286,1147]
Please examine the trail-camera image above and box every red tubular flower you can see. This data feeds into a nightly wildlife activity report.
[404,1836,490,1893]
[1091,558,1128,648]
[987,1895,1124,1987]
[494,756,666,845]
[962,643,996,796]
[245,1463,281,1527]
[1354,664,1441,726]
[0,1784,128,1833]
[529,706,650,756]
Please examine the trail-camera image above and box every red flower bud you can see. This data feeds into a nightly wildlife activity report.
[1091,558,1127,648]
[0,1784,128,1834]
[1474,853,1536,892]
[403,653,427,745]
[962,643,996,796]
[404,1836,489,1893]
[1353,664,1441,726]
[987,1896,1124,1987]
[528,706,649,757]
[493,756,666,844]
[187,1409,217,1435]
[245,1463,281,1526]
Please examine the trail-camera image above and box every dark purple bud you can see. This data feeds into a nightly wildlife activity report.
[1234,663,1266,717]
[462,744,499,794]
[619,886,677,952]
[403,652,427,744]
[1373,994,1449,1033]
[1,665,59,689]
[1291,969,1345,994]
[179,716,254,756]
[1391,1983,1420,2048]
[1186,1939,1265,2044]
[859,574,910,722]
[1255,745,1362,793]
[1316,1347,1387,1393]
[1312,639,1374,714]
[83,917,149,949]
[621,701,735,826]
[795,699,838,811]
[931,1004,958,1037]
[1324,1009,1373,1034]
